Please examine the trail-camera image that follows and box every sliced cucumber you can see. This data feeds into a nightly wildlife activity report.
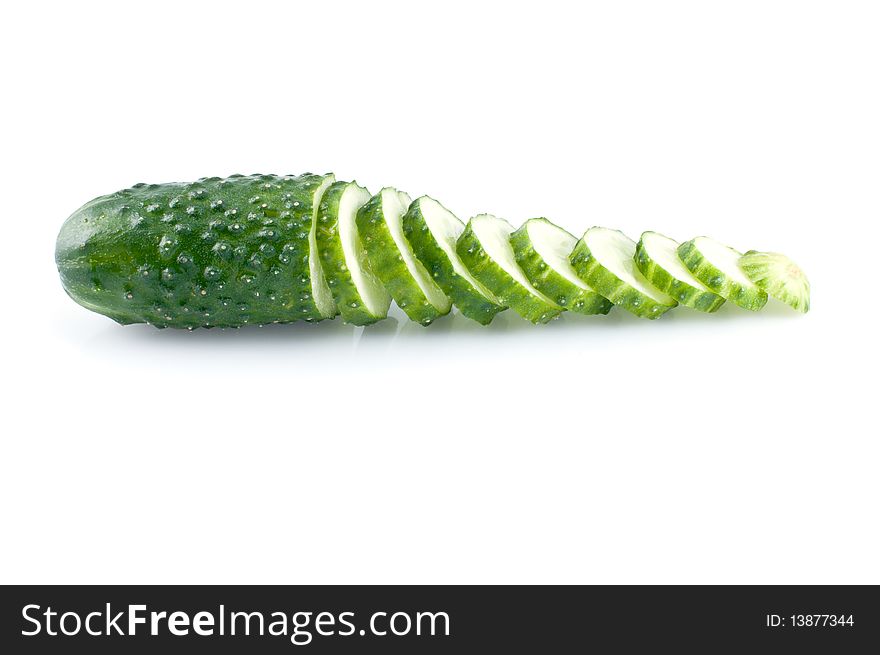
[570,227,677,319]
[316,181,391,325]
[402,196,506,325]
[635,231,725,313]
[357,188,452,325]
[677,237,768,311]
[57,171,811,331]
[739,250,810,313]
[511,218,613,316]
[456,214,562,324]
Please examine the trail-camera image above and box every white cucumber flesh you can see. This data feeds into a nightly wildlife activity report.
[309,174,338,318]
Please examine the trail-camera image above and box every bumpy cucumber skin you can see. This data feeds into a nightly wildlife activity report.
[634,234,725,313]
[401,198,506,325]
[356,190,450,326]
[511,220,613,316]
[316,182,390,325]
[55,174,337,328]
[456,221,562,324]
[569,236,677,319]
[677,239,768,311]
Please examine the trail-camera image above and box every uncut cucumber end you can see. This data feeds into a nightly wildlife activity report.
[739,250,810,313]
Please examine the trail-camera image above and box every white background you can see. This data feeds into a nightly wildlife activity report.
[1,0,878,584]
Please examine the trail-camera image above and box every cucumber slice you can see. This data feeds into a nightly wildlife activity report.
[357,188,452,325]
[511,218,613,316]
[570,227,677,319]
[456,214,562,324]
[402,196,506,325]
[635,231,725,313]
[307,175,339,320]
[677,236,768,311]
[739,250,810,313]
[316,181,391,325]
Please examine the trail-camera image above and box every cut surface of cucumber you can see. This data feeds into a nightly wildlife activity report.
[457,214,562,324]
[512,218,612,315]
[635,231,725,313]
[308,175,338,318]
[357,188,451,325]
[677,236,768,311]
[402,196,505,324]
[316,181,390,325]
[570,227,677,319]
[739,250,810,313]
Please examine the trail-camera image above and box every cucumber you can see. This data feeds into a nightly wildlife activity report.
[456,214,562,324]
[55,173,337,328]
[316,181,391,325]
[511,218,613,316]
[738,250,810,313]
[634,231,726,313]
[56,172,810,330]
[570,227,677,319]
[402,196,506,325]
[357,188,452,325]
[677,237,768,311]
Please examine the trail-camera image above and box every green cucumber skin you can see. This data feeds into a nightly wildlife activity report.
[510,221,613,316]
[569,238,676,319]
[634,236,725,313]
[456,221,562,324]
[315,181,389,325]
[677,239,769,311]
[356,191,450,326]
[401,198,506,325]
[55,173,337,328]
